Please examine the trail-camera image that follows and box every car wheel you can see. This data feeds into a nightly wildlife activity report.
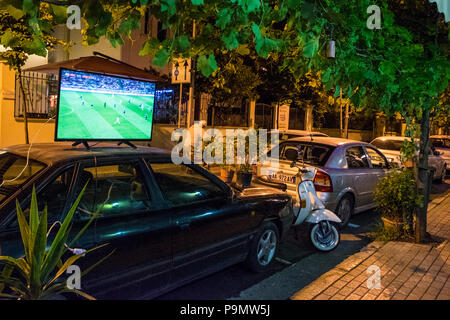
[245,221,279,273]
[335,195,354,228]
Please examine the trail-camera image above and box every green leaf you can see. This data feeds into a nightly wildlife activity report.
[118,17,141,38]
[252,23,262,39]
[41,184,87,281]
[139,38,160,56]
[216,8,231,30]
[176,35,190,51]
[161,0,176,17]
[302,37,319,58]
[197,55,218,77]
[153,48,169,67]
[255,37,279,58]
[222,31,239,50]
[6,4,25,20]
[191,0,204,4]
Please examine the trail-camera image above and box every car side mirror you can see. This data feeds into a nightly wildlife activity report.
[285,148,298,162]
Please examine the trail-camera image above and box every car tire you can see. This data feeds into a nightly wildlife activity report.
[335,195,354,228]
[245,221,279,273]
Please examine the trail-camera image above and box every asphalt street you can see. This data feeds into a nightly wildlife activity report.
[156,176,449,300]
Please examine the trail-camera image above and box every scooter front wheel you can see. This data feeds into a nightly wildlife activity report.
[309,221,340,252]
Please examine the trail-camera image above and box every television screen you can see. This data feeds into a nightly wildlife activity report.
[56,68,155,141]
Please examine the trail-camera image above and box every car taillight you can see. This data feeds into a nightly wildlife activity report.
[314,171,333,192]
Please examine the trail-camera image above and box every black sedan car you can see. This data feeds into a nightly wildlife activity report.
[0,143,293,299]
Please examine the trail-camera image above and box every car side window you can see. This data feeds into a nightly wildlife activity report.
[7,167,75,228]
[74,162,152,221]
[366,147,389,169]
[345,146,370,169]
[150,163,223,207]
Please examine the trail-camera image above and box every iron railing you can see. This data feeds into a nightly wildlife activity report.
[14,72,59,119]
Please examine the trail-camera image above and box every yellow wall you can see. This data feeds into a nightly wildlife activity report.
[0,64,55,148]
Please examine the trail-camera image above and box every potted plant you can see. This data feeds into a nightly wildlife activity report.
[237,162,253,188]
[374,168,422,235]
[0,185,111,300]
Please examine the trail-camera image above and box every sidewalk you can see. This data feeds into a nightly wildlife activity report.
[291,191,450,300]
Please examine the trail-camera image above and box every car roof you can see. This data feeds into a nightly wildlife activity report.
[430,135,450,139]
[372,136,413,142]
[284,136,366,146]
[269,129,327,136]
[2,142,172,166]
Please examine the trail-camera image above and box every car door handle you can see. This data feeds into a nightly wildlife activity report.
[176,218,191,229]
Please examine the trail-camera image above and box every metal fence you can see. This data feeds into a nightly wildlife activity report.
[14,72,59,119]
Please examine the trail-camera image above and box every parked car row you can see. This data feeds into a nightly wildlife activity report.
[257,133,447,228]
[0,133,446,299]
[0,143,293,299]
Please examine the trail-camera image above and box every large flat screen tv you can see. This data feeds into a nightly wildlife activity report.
[55,68,155,141]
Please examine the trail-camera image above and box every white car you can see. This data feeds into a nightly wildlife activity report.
[370,136,447,182]
[268,129,328,142]
[430,135,450,174]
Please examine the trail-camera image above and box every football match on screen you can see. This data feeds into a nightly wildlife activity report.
[56,69,155,141]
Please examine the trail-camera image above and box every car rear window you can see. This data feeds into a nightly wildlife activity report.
[431,138,450,149]
[0,152,45,203]
[275,142,334,167]
[371,139,404,151]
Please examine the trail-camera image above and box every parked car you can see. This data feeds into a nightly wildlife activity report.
[257,136,390,227]
[430,135,450,174]
[370,136,446,182]
[268,129,328,142]
[0,143,294,299]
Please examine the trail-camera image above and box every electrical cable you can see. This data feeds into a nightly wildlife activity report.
[0,117,54,189]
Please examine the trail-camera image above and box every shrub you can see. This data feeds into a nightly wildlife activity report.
[374,168,422,235]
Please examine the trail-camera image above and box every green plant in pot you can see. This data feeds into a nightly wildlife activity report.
[0,185,110,300]
[374,168,422,238]
[237,162,253,188]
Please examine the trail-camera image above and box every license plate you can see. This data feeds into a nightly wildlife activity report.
[267,173,296,184]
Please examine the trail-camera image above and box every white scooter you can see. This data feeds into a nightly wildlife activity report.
[286,147,341,251]
[256,146,341,252]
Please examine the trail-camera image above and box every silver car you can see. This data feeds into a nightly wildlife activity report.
[268,129,328,142]
[430,135,450,174]
[370,136,447,182]
[257,136,390,227]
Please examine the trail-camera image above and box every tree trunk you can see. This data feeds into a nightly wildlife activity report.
[339,88,343,138]
[18,71,30,145]
[415,107,431,243]
[344,101,349,139]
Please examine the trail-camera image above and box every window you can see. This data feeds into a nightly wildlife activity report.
[366,147,388,169]
[278,143,333,166]
[74,162,151,220]
[371,139,404,151]
[0,153,45,204]
[151,163,223,207]
[7,167,75,228]
[345,146,369,169]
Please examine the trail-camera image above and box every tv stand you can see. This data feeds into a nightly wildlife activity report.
[118,141,137,149]
[72,141,91,150]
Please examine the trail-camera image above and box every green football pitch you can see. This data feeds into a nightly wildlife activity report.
[57,90,154,140]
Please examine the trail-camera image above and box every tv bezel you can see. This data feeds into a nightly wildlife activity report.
[55,67,156,143]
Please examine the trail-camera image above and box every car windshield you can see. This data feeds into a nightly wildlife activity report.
[371,139,405,151]
[0,152,45,204]
[271,142,334,166]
